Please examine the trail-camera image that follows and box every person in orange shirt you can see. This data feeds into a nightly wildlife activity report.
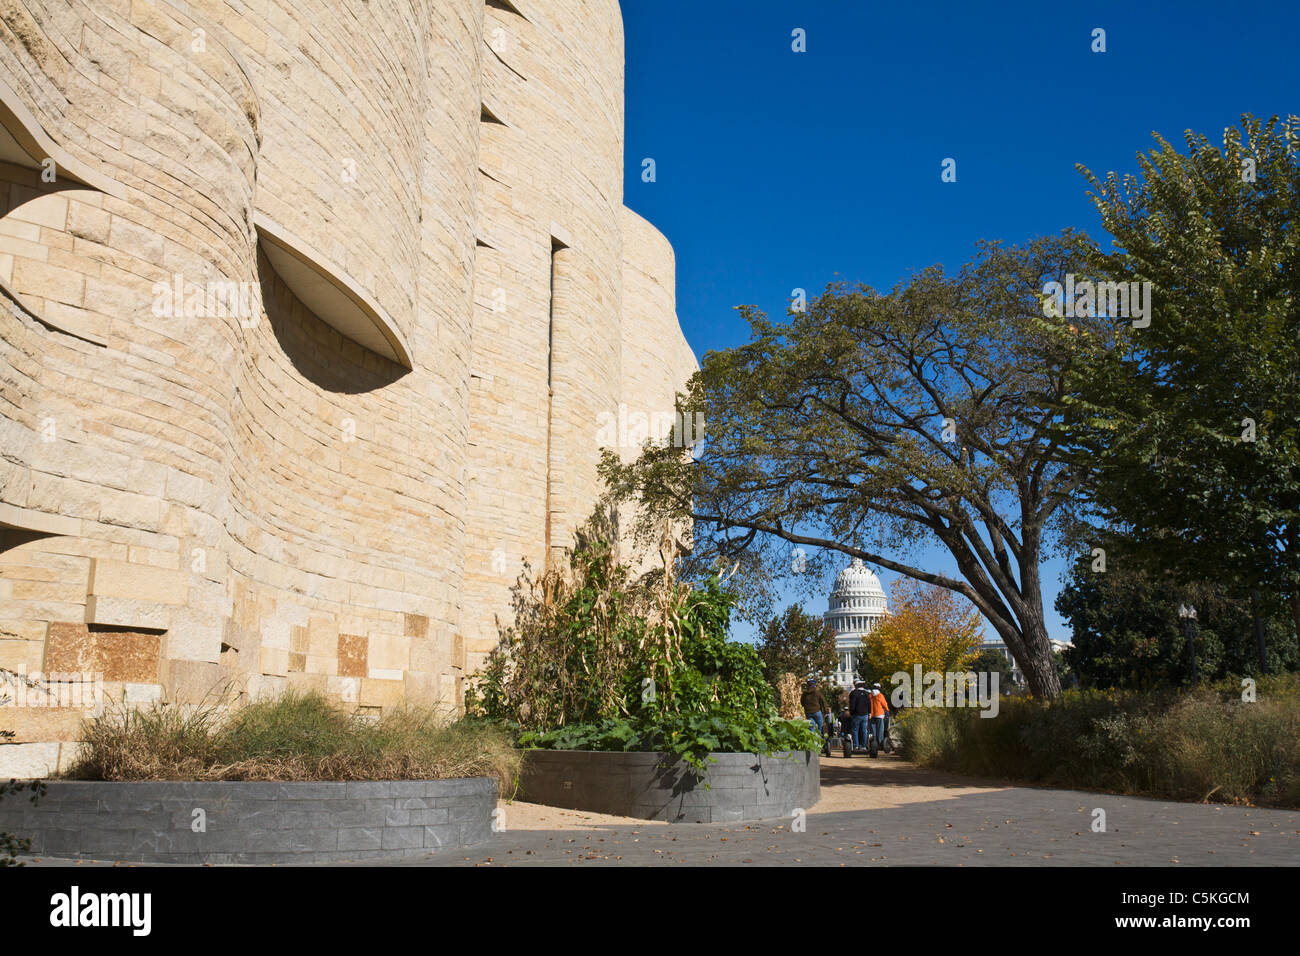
[869,682,890,755]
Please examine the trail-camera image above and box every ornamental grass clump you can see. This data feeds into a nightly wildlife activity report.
[67,690,520,787]
[895,674,1300,808]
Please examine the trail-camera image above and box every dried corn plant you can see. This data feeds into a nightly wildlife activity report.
[469,500,701,731]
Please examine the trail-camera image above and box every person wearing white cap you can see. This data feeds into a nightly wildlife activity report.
[869,682,889,755]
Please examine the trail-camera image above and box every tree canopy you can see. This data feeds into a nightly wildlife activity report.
[1064,114,1300,653]
[753,604,838,685]
[604,232,1103,698]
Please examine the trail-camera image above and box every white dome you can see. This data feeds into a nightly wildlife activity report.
[823,558,889,688]
[832,557,885,599]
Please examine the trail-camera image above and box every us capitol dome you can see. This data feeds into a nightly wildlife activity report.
[823,558,889,687]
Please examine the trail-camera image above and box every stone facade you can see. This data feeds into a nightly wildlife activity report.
[0,0,696,776]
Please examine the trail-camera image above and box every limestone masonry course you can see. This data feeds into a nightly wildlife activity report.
[0,0,697,776]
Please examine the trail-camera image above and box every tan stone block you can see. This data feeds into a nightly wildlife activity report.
[0,742,60,778]
[12,255,84,306]
[402,672,440,708]
[408,640,439,674]
[259,646,289,677]
[39,300,110,342]
[0,706,87,743]
[123,683,162,705]
[0,639,43,672]
[56,741,89,774]
[94,491,165,532]
[305,654,336,676]
[11,579,83,603]
[358,677,404,709]
[126,545,180,570]
[286,672,328,696]
[163,659,230,705]
[337,633,367,678]
[84,596,172,631]
[67,200,112,245]
[0,621,48,643]
[166,618,222,663]
[367,633,409,672]
[44,622,161,682]
[246,674,288,702]
[88,558,188,604]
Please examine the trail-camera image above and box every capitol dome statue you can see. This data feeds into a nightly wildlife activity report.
[823,558,889,687]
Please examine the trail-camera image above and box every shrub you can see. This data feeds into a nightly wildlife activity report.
[896,674,1300,807]
[66,691,521,788]
[467,505,821,771]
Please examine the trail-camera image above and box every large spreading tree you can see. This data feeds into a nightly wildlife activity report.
[1063,114,1300,658]
[603,232,1105,698]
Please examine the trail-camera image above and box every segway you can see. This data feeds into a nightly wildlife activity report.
[866,716,894,757]
[829,712,853,758]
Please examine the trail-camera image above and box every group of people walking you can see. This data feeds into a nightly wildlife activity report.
[800,677,892,753]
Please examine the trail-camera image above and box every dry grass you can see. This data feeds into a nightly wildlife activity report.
[65,691,521,788]
[896,674,1300,808]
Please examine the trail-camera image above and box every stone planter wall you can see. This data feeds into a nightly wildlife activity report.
[518,750,819,824]
[0,778,497,864]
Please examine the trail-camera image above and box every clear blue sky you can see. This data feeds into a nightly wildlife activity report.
[619,0,1300,644]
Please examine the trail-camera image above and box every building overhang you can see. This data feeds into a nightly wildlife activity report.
[255,212,413,369]
[0,78,125,199]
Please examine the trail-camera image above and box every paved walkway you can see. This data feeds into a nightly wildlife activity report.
[407,756,1300,867]
[21,757,1299,867]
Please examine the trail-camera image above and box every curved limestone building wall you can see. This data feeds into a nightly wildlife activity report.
[0,0,695,776]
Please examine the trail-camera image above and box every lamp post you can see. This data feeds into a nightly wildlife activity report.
[1178,604,1198,683]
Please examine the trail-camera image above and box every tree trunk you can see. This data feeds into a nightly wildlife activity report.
[1016,617,1063,698]
[1252,588,1269,674]
[1291,592,1300,663]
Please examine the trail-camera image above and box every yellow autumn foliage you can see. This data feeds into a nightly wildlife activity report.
[862,580,984,685]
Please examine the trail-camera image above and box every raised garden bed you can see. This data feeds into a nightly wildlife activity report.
[518,750,819,823]
[0,777,497,864]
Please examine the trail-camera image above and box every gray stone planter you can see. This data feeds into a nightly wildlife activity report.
[0,778,497,864]
[518,750,819,823]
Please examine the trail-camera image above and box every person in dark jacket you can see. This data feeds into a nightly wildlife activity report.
[848,679,871,750]
[800,678,828,734]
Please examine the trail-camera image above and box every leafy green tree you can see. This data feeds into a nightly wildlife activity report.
[1055,559,1297,688]
[753,604,838,684]
[969,647,1015,688]
[1065,114,1300,660]
[604,233,1104,698]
